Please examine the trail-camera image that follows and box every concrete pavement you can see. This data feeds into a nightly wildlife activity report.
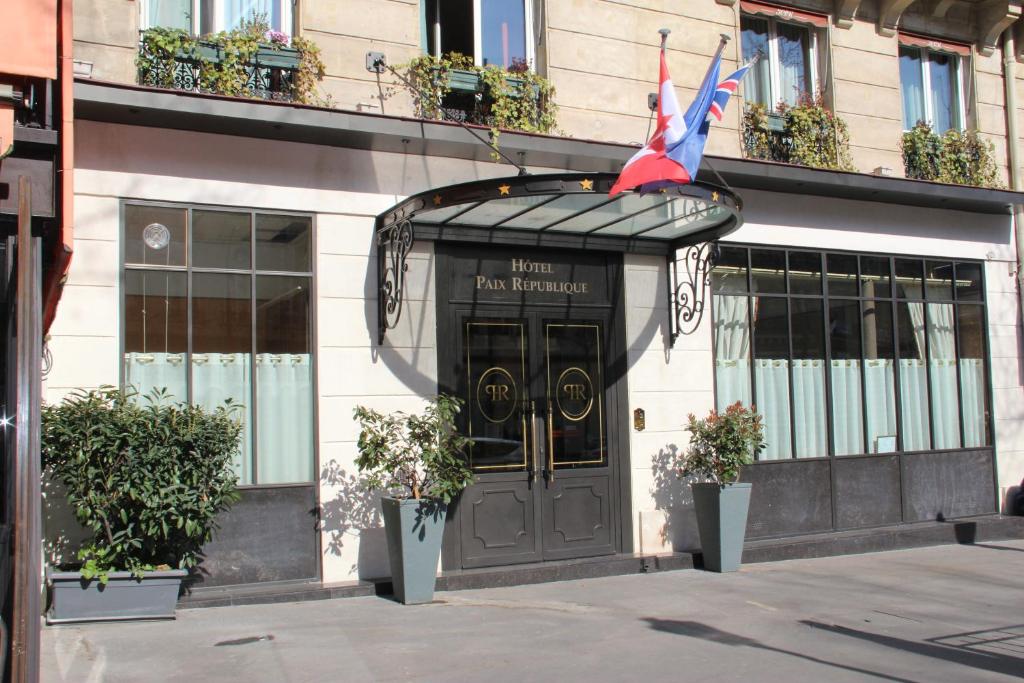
[43,540,1024,682]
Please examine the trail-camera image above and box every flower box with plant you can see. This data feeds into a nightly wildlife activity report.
[901,122,1001,188]
[353,394,473,604]
[681,402,765,573]
[137,13,326,104]
[41,387,241,622]
[743,97,855,172]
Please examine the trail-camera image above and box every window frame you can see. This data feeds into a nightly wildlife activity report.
[711,244,992,462]
[427,0,536,69]
[119,199,318,488]
[140,0,294,36]
[740,12,820,108]
[898,43,967,133]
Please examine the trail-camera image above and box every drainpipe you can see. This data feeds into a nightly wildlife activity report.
[1002,29,1024,332]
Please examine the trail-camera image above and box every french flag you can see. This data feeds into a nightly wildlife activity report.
[609,54,752,196]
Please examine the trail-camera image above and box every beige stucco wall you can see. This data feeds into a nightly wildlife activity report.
[67,0,1022,180]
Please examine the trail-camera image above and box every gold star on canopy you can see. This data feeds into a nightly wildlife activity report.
[498,184,511,196]
[579,178,594,191]
[432,194,442,206]
[711,191,720,202]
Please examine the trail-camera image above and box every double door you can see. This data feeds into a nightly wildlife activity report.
[448,309,619,568]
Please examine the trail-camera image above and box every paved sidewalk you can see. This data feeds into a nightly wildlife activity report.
[43,540,1024,682]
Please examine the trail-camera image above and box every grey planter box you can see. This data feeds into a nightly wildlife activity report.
[46,568,187,623]
[381,497,447,605]
[691,482,752,573]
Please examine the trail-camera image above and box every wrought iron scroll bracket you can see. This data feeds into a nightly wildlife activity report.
[377,217,415,345]
[668,242,719,346]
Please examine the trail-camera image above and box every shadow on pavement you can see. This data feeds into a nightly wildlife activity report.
[642,618,917,683]
[802,620,1024,679]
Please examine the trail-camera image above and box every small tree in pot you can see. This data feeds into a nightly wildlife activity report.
[41,387,241,622]
[354,395,473,604]
[682,402,765,572]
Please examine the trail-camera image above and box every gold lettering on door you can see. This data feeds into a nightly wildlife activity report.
[485,384,511,401]
[563,383,587,401]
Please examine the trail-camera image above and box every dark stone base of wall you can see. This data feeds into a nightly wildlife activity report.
[179,514,1024,609]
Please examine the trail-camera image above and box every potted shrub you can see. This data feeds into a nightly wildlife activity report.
[41,387,241,622]
[682,402,765,573]
[353,395,473,604]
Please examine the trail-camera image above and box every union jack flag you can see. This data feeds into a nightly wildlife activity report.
[709,63,754,122]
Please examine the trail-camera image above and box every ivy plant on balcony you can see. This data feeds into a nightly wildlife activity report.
[137,13,327,105]
[901,122,1001,188]
[391,52,557,143]
[743,97,855,172]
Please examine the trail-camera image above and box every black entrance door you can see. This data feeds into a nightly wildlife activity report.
[437,245,628,570]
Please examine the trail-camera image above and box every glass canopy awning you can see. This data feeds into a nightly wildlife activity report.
[375,172,744,345]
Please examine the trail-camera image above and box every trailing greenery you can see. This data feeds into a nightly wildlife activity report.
[353,395,473,502]
[391,52,557,149]
[743,98,855,171]
[681,402,765,486]
[137,12,327,105]
[901,122,1001,188]
[41,387,242,583]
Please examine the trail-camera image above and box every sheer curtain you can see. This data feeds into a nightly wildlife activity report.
[124,352,187,403]
[147,0,191,30]
[713,293,752,412]
[928,303,960,448]
[776,23,810,106]
[900,47,925,129]
[221,0,282,31]
[192,352,253,483]
[256,353,314,483]
[899,301,931,451]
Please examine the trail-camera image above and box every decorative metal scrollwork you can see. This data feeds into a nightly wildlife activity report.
[377,218,415,345]
[669,241,720,345]
[42,341,53,380]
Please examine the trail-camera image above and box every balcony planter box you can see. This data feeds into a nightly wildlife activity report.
[46,567,187,624]
[188,41,300,69]
[444,68,532,97]
[691,482,752,573]
[381,497,447,605]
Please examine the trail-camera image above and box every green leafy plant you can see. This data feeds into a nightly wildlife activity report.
[137,12,327,105]
[901,122,1001,187]
[41,387,242,583]
[353,395,473,502]
[681,402,765,486]
[390,52,557,156]
[742,97,855,171]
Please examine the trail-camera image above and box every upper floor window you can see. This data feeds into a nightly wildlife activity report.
[899,36,968,133]
[143,0,293,35]
[740,3,826,108]
[425,0,535,69]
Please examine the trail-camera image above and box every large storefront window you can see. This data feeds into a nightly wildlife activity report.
[712,246,990,459]
[122,203,315,484]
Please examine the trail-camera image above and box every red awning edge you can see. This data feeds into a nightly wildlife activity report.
[898,32,972,57]
[740,1,829,28]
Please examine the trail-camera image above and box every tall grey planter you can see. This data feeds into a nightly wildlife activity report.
[46,568,187,623]
[691,482,752,573]
[381,497,448,604]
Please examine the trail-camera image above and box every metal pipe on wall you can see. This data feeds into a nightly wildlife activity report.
[1003,29,1024,350]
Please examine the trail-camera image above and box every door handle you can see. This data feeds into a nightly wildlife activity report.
[528,400,539,484]
[546,399,555,484]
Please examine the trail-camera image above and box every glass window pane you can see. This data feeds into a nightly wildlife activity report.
[860,256,891,298]
[895,258,924,298]
[480,0,527,68]
[791,298,827,457]
[928,52,958,133]
[255,214,312,272]
[219,0,286,32]
[830,299,864,455]
[958,305,989,446]
[148,0,191,30]
[546,323,606,469]
[714,295,752,412]
[897,301,930,450]
[955,262,983,301]
[192,272,253,484]
[826,253,858,297]
[776,22,811,106]
[256,276,313,483]
[465,321,529,471]
[741,16,771,108]
[125,205,187,267]
[863,301,898,453]
[712,246,748,294]
[193,210,251,270]
[928,302,960,448]
[899,46,925,130]
[123,270,188,403]
[926,260,954,300]
[750,249,786,293]
[753,297,791,459]
[788,251,822,295]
